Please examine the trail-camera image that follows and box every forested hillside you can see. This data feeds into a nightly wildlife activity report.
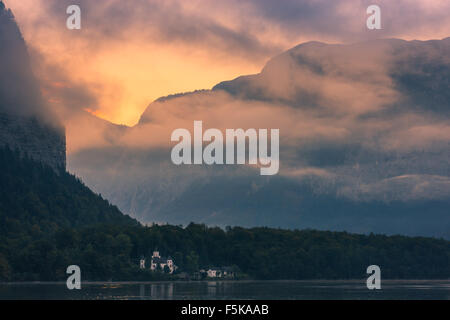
[0,146,137,231]
[0,147,448,281]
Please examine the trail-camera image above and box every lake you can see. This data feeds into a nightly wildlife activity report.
[0,280,449,300]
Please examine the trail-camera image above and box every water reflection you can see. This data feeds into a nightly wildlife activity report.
[138,283,175,300]
[0,280,448,300]
[139,284,145,300]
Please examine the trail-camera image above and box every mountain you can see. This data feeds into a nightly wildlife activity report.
[0,1,136,231]
[212,38,450,114]
[0,146,136,230]
[0,112,66,170]
[69,38,450,239]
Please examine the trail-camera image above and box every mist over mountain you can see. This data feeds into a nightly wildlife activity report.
[0,3,54,122]
[213,38,450,115]
[0,2,65,169]
[68,37,450,239]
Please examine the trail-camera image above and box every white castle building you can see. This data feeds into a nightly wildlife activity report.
[140,250,177,274]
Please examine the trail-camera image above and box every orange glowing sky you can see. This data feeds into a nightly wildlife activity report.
[4,0,450,126]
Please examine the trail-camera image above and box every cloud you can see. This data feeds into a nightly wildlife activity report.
[338,174,450,202]
[64,38,450,214]
[63,38,450,159]
[4,0,450,125]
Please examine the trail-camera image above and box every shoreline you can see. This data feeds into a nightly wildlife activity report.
[2,279,449,285]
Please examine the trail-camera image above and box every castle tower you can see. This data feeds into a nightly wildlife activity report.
[152,250,160,258]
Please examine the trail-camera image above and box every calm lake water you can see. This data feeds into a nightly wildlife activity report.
[0,280,449,300]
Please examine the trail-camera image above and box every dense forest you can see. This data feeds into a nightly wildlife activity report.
[0,147,449,281]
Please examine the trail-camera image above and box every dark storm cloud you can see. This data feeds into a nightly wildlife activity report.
[240,0,450,40]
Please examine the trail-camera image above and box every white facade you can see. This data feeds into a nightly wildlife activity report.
[207,269,218,277]
[206,267,234,278]
[149,250,176,274]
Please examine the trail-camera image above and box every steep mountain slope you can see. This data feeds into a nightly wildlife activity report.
[0,3,65,169]
[0,2,136,230]
[0,146,137,231]
[0,2,52,120]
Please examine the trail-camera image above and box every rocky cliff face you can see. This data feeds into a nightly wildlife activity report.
[0,113,66,170]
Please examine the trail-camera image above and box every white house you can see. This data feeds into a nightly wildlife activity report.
[206,267,235,278]
[150,250,177,274]
[207,269,218,278]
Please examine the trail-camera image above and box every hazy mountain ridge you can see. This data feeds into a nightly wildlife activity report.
[213,38,450,112]
[68,37,450,238]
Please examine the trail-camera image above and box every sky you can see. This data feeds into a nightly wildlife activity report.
[3,0,450,125]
